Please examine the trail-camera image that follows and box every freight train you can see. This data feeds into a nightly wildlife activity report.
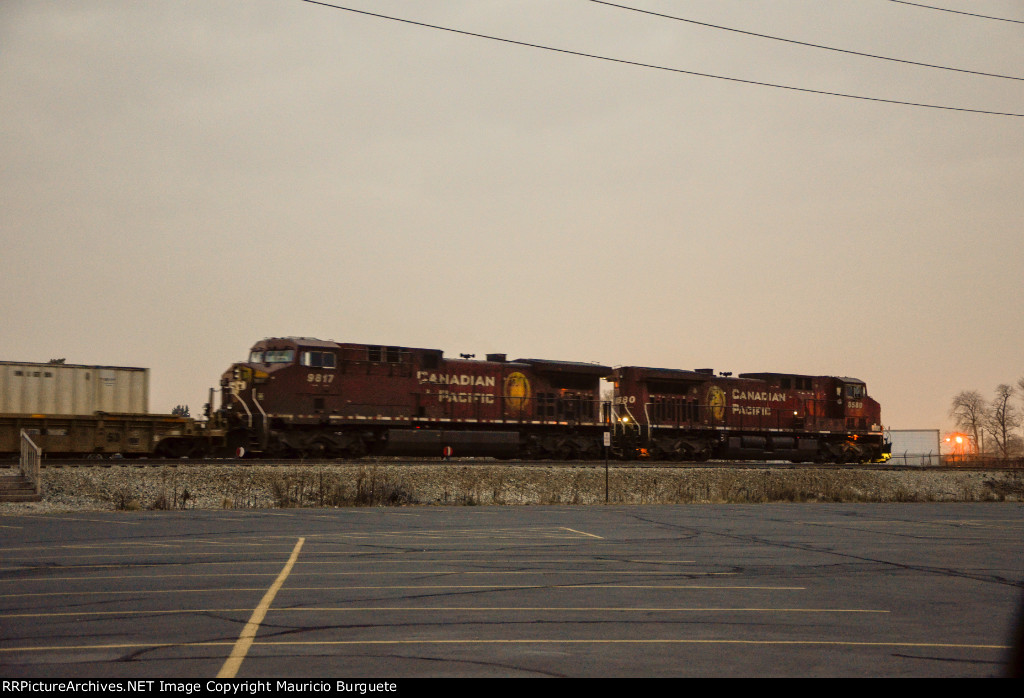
[213,337,888,463]
[3,338,890,463]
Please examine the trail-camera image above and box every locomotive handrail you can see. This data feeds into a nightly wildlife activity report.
[230,391,253,428]
[19,429,41,496]
[251,388,269,449]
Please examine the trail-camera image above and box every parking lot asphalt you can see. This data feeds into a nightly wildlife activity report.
[1,503,1023,678]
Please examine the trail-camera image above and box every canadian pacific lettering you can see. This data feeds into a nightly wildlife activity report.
[436,390,495,404]
[732,405,773,416]
[418,372,498,404]
[731,389,787,402]
[417,372,496,387]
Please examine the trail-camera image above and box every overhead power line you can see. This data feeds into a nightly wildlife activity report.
[588,0,1024,81]
[299,1,1024,118]
[887,1,1024,25]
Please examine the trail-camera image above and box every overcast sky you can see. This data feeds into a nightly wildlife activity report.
[2,0,1022,432]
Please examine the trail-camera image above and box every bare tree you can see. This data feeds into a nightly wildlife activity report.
[985,384,1022,459]
[949,390,985,455]
[1019,376,1024,426]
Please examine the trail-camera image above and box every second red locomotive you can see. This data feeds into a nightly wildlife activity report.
[213,336,888,463]
[611,366,885,463]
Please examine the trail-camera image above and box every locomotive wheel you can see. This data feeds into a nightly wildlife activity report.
[646,444,666,461]
[671,447,689,462]
[690,443,711,462]
[555,442,579,460]
[156,438,190,459]
[222,429,253,459]
[341,436,366,459]
[580,439,601,460]
[306,438,331,458]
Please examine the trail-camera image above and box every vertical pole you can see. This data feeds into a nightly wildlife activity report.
[603,427,611,503]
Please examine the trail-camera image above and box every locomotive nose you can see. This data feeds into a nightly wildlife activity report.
[223,364,251,396]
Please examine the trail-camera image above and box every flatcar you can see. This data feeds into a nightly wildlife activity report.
[0,360,205,457]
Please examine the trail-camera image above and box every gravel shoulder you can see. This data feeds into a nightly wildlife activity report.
[3,462,1023,513]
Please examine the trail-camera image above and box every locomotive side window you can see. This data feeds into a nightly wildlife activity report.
[301,351,336,369]
[249,351,264,364]
[366,345,406,364]
[537,392,555,418]
[846,384,865,399]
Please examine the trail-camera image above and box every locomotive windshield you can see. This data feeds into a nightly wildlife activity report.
[261,349,295,364]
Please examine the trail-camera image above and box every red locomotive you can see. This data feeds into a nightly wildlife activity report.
[218,337,611,459]
[213,336,889,463]
[611,366,886,463]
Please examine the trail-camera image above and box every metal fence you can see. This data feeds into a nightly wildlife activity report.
[887,450,941,467]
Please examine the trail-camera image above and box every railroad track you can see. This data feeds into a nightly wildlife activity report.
[3,458,1020,471]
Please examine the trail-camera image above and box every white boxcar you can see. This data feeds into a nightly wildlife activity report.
[0,361,149,415]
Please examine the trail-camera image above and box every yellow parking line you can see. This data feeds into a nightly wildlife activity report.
[0,570,735,583]
[0,558,702,572]
[216,537,304,679]
[268,606,886,614]
[0,588,269,598]
[281,584,803,590]
[561,527,603,539]
[0,638,1008,653]
[256,639,1012,649]
[0,606,887,619]
[0,583,803,599]
[0,515,139,525]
